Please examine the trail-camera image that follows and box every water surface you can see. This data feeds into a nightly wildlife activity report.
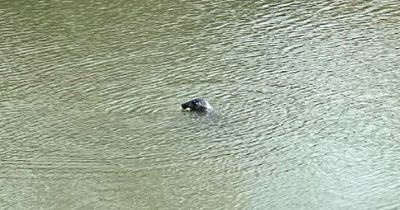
[1,0,400,209]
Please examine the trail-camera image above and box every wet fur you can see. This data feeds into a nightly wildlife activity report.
[181,98,213,112]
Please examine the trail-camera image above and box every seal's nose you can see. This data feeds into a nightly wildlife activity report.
[181,103,191,111]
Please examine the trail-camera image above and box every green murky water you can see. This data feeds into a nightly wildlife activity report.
[1,0,400,209]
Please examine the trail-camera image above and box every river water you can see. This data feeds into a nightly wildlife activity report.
[1,0,400,209]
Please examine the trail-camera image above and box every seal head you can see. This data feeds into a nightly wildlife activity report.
[181,98,213,112]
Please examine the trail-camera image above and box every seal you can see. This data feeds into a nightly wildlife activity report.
[181,98,213,113]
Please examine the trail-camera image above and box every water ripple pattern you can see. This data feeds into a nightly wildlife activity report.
[1,0,400,209]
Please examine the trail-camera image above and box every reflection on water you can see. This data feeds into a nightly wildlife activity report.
[1,0,400,209]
